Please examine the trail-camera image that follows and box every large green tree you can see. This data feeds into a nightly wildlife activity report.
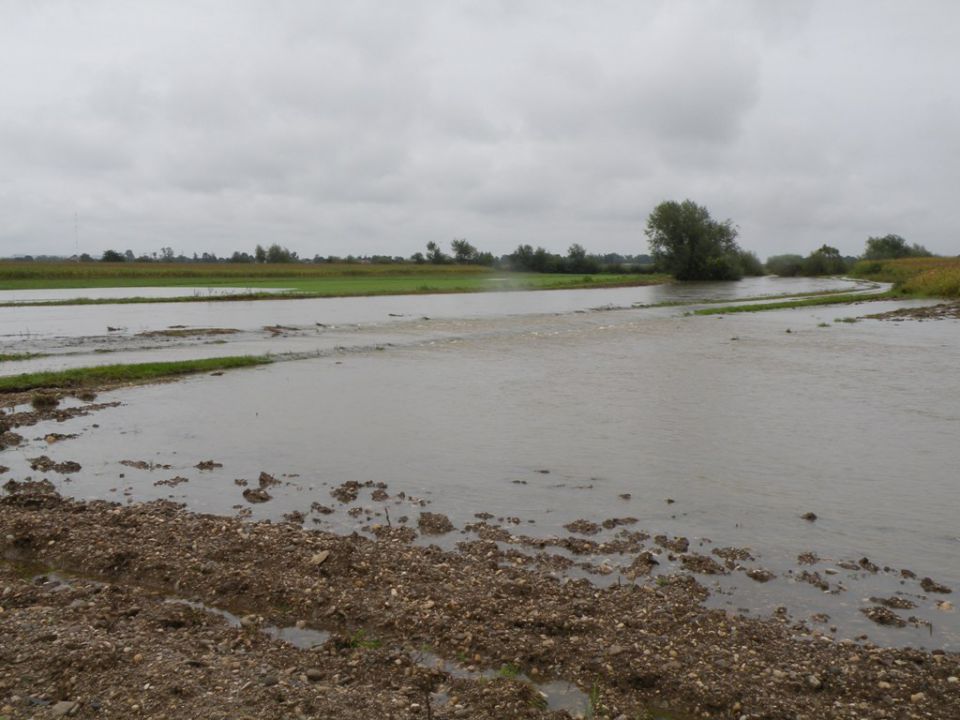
[645,200,743,280]
[863,234,931,260]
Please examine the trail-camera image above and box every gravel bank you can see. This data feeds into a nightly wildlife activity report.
[1,490,958,719]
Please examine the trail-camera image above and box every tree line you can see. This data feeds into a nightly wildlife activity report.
[83,240,655,274]
[644,199,935,281]
[13,199,938,282]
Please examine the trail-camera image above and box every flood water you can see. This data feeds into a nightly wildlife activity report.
[2,277,957,651]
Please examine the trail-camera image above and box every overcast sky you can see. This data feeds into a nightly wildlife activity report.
[1,0,957,260]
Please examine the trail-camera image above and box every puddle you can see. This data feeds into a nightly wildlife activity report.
[413,650,590,714]
[1,556,333,652]
[263,623,330,649]
[163,598,331,648]
[411,650,687,719]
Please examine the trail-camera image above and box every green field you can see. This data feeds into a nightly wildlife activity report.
[0,262,669,303]
[0,356,272,394]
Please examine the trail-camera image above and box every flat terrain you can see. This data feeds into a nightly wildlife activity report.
[0,262,669,300]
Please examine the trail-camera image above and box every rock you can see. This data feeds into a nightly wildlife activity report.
[27,456,81,474]
[51,700,79,717]
[806,674,822,690]
[910,692,925,703]
[625,551,659,578]
[654,535,689,553]
[920,577,952,594]
[331,481,361,503]
[947,676,958,684]
[310,551,330,566]
[877,681,892,690]
[306,668,324,682]
[262,674,279,687]
[680,553,727,575]
[258,471,280,488]
[861,606,906,627]
[564,519,601,535]
[869,595,916,610]
[801,512,817,522]
[242,488,271,504]
[417,512,454,535]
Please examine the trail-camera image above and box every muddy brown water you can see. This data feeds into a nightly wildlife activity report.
[1,278,957,652]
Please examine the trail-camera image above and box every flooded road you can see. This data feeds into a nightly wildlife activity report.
[2,278,957,651]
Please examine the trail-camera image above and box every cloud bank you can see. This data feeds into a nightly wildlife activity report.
[1,0,957,259]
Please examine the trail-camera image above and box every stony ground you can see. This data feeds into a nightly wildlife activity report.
[866,302,960,321]
[1,489,958,720]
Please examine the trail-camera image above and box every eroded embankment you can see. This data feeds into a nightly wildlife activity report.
[1,491,957,720]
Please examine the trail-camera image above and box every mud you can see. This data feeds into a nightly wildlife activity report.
[866,302,960,321]
[137,327,240,338]
[2,489,958,719]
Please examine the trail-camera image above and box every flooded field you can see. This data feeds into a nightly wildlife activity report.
[2,277,958,656]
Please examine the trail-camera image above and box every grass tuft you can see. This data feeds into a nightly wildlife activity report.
[30,392,59,410]
[498,663,521,680]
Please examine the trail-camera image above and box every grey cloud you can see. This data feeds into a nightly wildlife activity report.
[0,0,958,259]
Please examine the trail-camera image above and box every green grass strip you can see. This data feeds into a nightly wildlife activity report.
[0,273,670,308]
[0,355,271,393]
[693,291,899,315]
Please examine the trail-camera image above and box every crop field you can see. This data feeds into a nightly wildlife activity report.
[0,262,669,299]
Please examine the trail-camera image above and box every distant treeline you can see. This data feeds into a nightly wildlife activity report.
[9,239,656,275]
[7,232,942,280]
[765,235,935,277]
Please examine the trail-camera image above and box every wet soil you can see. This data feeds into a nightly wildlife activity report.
[137,327,240,338]
[1,489,958,719]
[866,302,960,321]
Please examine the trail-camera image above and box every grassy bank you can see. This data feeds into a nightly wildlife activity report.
[850,256,960,298]
[0,262,670,304]
[693,291,897,315]
[0,356,271,393]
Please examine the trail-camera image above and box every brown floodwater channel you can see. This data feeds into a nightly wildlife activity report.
[1,278,957,653]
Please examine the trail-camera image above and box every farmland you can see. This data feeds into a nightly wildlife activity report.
[0,261,669,302]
